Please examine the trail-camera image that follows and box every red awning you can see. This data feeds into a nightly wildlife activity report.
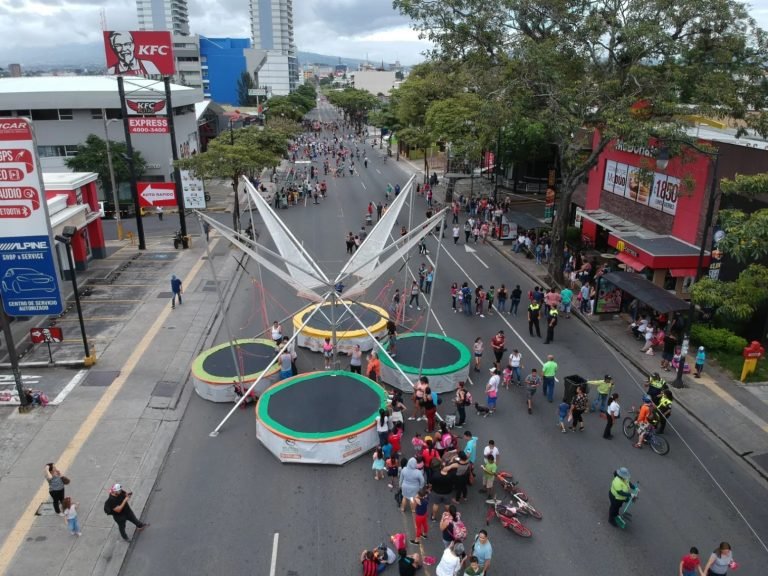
[616,252,647,271]
[669,268,697,278]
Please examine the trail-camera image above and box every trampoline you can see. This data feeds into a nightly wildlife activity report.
[293,301,388,354]
[379,332,471,394]
[191,338,281,403]
[256,370,388,464]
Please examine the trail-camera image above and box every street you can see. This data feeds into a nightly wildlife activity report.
[120,102,768,575]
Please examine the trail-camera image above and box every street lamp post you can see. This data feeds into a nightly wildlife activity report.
[102,112,123,240]
[54,226,92,362]
[229,117,241,233]
[656,143,720,388]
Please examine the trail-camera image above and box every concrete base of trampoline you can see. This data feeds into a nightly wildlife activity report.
[194,372,281,403]
[256,421,378,465]
[380,363,470,394]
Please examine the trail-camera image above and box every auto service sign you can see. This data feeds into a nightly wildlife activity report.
[138,182,177,207]
[103,31,175,77]
[0,119,63,316]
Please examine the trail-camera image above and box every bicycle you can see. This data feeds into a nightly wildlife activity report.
[622,410,670,455]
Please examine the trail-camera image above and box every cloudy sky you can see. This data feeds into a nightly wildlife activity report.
[2,0,768,66]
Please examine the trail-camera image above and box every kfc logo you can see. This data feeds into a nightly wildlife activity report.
[103,31,175,77]
[126,99,167,116]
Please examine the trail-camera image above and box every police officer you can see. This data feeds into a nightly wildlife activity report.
[544,308,559,344]
[528,301,541,338]
[608,467,634,527]
[645,372,667,405]
[655,389,673,434]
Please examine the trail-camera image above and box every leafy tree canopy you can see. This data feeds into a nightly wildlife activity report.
[64,134,146,193]
[691,264,768,321]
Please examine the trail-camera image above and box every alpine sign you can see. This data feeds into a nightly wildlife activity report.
[0,118,64,316]
[138,182,177,207]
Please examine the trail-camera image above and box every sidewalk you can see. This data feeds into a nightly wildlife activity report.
[487,237,768,480]
[0,228,245,576]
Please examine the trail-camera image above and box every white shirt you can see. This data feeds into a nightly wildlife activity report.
[607,400,620,418]
[508,352,522,368]
[487,374,500,394]
[376,416,389,433]
[484,445,499,461]
[435,548,462,576]
[271,325,282,340]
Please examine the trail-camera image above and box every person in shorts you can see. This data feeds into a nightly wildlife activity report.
[524,368,542,415]
[322,337,333,369]
[558,401,570,433]
[480,454,498,504]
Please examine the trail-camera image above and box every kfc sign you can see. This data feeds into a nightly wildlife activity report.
[126,99,167,116]
[128,117,169,134]
[104,31,175,77]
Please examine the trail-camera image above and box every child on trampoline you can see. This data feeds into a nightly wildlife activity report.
[322,337,333,369]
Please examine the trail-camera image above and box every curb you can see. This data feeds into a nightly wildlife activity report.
[486,240,768,482]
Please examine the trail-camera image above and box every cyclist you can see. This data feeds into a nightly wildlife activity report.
[634,396,654,448]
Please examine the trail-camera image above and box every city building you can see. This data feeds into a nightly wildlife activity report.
[349,70,400,97]
[172,34,203,91]
[246,0,299,95]
[200,37,250,105]
[0,76,203,191]
[43,172,107,273]
[8,63,22,77]
[136,0,190,36]
[574,125,768,297]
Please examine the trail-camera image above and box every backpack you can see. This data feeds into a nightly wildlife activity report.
[452,518,468,542]
[464,391,473,406]
[104,500,113,516]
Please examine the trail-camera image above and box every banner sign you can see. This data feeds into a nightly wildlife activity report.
[138,182,177,207]
[30,326,63,343]
[128,117,169,134]
[603,160,680,215]
[179,133,206,209]
[0,119,64,316]
[103,31,175,77]
[126,98,167,116]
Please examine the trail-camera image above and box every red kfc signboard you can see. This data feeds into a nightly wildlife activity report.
[128,117,169,134]
[103,31,175,77]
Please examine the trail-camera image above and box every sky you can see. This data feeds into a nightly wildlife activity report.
[2,0,768,66]
[0,0,432,65]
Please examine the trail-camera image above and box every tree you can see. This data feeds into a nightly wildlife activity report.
[237,71,258,106]
[691,265,768,321]
[65,134,146,195]
[326,88,380,131]
[395,0,768,283]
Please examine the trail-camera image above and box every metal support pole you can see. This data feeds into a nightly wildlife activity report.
[102,111,122,240]
[417,216,446,377]
[117,76,146,250]
[164,76,188,240]
[229,119,241,233]
[0,300,29,410]
[61,241,90,359]
[674,151,719,388]
[331,291,339,369]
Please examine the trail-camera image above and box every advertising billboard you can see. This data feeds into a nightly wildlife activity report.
[179,133,206,209]
[0,119,64,316]
[603,160,680,215]
[103,31,175,77]
[128,117,169,134]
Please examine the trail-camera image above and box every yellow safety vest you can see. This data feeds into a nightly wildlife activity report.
[649,377,665,390]
[610,476,630,501]
[658,397,672,411]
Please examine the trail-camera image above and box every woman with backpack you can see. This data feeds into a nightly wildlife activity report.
[439,504,468,548]
[454,381,470,428]
[423,387,437,433]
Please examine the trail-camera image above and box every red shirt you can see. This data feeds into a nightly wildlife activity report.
[362,558,378,576]
[421,447,439,467]
[681,554,700,570]
[491,334,505,351]
[389,431,402,453]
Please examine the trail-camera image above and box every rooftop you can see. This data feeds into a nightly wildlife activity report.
[0,76,196,96]
[43,172,99,190]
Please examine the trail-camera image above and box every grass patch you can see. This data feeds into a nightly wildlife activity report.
[710,351,768,383]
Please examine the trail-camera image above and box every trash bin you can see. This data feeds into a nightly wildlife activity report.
[563,375,588,404]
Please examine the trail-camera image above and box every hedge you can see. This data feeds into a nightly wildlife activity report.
[690,325,748,355]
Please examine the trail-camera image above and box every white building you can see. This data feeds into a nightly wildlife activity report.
[349,70,401,97]
[172,34,203,91]
[0,76,203,183]
[137,0,190,36]
[247,0,299,94]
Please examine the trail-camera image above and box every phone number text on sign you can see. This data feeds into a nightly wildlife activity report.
[128,117,169,134]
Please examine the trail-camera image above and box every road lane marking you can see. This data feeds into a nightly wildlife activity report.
[464,244,489,269]
[376,169,382,175]
[270,532,279,576]
[50,369,88,405]
[0,244,211,576]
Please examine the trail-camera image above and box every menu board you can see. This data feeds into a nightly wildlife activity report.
[603,160,679,215]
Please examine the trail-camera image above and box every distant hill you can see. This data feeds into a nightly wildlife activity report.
[298,51,371,69]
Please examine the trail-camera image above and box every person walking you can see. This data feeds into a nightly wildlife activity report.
[170,274,183,309]
[679,546,704,576]
[603,393,620,439]
[471,530,493,575]
[399,458,425,513]
[452,224,461,244]
[425,267,434,294]
[541,354,558,403]
[508,349,523,386]
[544,308,559,344]
[656,389,674,434]
[490,330,506,365]
[435,542,465,576]
[454,381,470,428]
[570,385,588,431]
[410,487,430,545]
[486,367,500,414]
[451,282,459,312]
[528,300,542,337]
[703,542,736,576]
[560,286,573,318]
[203,221,210,242]
[472,337,484,372]
[45,463,66,515]
[695,346,706,378]
[409,281,421,310]
[608,467,634,527]
[376,409,390,446]
[496,284,508,313]
[524,368,542,414]
[463,220,472,244]
[104,483,149,542]
[461,283,473,316]
[366,351,381,383]
[510,284,522,316]
[62,496,81,536]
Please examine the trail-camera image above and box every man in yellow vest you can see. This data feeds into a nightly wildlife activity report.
[528,301,541,338]
[645,372,666,405]
[589,375,614,414]
[655,389,673,434]
[544,308,559,344]
[608,467,634,527]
